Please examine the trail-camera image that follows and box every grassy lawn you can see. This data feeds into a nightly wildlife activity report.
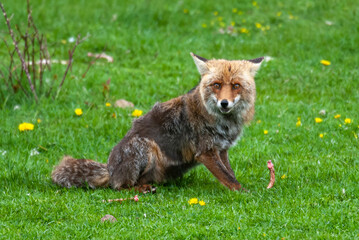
[1,0,359,239]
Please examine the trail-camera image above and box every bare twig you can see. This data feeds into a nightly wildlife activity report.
[102,195,139,203]
[267,160,275,189]
[4,37,30,97]
[1,2,38,102]
[82,51,103,78]
[55,34,88,99]
[39,34,44,94]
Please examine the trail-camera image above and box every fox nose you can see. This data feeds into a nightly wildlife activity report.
[220,99,229,108]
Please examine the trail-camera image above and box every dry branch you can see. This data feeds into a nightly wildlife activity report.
[1,2,38,102]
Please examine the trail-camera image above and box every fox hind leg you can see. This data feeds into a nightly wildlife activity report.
[108,137,164,191]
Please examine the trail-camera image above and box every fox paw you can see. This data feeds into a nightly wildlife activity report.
[135,184,157,194]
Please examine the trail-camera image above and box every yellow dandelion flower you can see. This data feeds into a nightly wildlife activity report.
[131,109,143,117]
[112,113,117,118]
[37,119,41,123]
[264,130,268,135]
[281,174,287,179]
[240,28,249,34]
[199,200,206,206]
[61,39,67,44]
[232,8,238,13]
[217,16,223,22]
[252,1,258,7]
[334,114,341,119]
[319,133,324,138]
[188,198,198,205]
[46,159,49,163]
[238,227,241,230]
[256,120,262,124]
[278,123,281,127]
[255,23,262,28]
[296,120,301,127]
[18,122,35,132]
[105,102,111,107]
[320,60,331,66]
[214,11,218,16]
[277,12,282,17]
[263,233,266,237]
[231,21,235,26]
[183,9,189,14]
[201,23,207,28]
[339,124,342,127]
[315,117,323,123]
[344,118,352,124]
[75,108,83,116]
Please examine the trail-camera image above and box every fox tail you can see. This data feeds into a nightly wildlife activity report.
[51,156,110,189]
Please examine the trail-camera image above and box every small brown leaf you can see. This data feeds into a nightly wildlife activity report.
[115,99,134,108]
[101,214,117,223]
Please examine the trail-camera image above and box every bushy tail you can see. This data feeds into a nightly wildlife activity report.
[51,156,110,189]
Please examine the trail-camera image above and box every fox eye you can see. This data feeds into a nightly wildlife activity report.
[213,83,221,89]
[233,84,241,89]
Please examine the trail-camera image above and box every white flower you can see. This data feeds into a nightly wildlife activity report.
[68,37,75,43]
[14,105,20,110]
[30,148,40,156]
[0,150,7,156]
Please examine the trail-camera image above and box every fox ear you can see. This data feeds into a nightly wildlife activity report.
[248,57,264,77]
[190,52,209,75]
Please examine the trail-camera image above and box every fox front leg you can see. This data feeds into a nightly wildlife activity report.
[196,150,243,191]
[219,150,236,179]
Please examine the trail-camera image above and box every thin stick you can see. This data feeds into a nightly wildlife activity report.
[0,2,38,102]
[55,34,88,99]
[3,39,15,92]
[39,34,44,94]
[82,51,103,78]
[267,160,275,189]
[102,195,139,203]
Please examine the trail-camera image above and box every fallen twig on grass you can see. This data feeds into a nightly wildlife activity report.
[102,195,139,203]
[267,160,275,189]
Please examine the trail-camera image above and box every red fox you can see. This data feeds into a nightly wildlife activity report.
[52,53,263,192]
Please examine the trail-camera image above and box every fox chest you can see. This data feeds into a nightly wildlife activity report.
[212,123,242,150]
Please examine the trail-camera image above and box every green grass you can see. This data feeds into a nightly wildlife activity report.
[1,0,359,239]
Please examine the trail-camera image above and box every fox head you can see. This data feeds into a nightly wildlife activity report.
[191,53,263,120]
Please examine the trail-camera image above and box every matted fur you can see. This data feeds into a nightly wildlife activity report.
[51,53,263,191]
